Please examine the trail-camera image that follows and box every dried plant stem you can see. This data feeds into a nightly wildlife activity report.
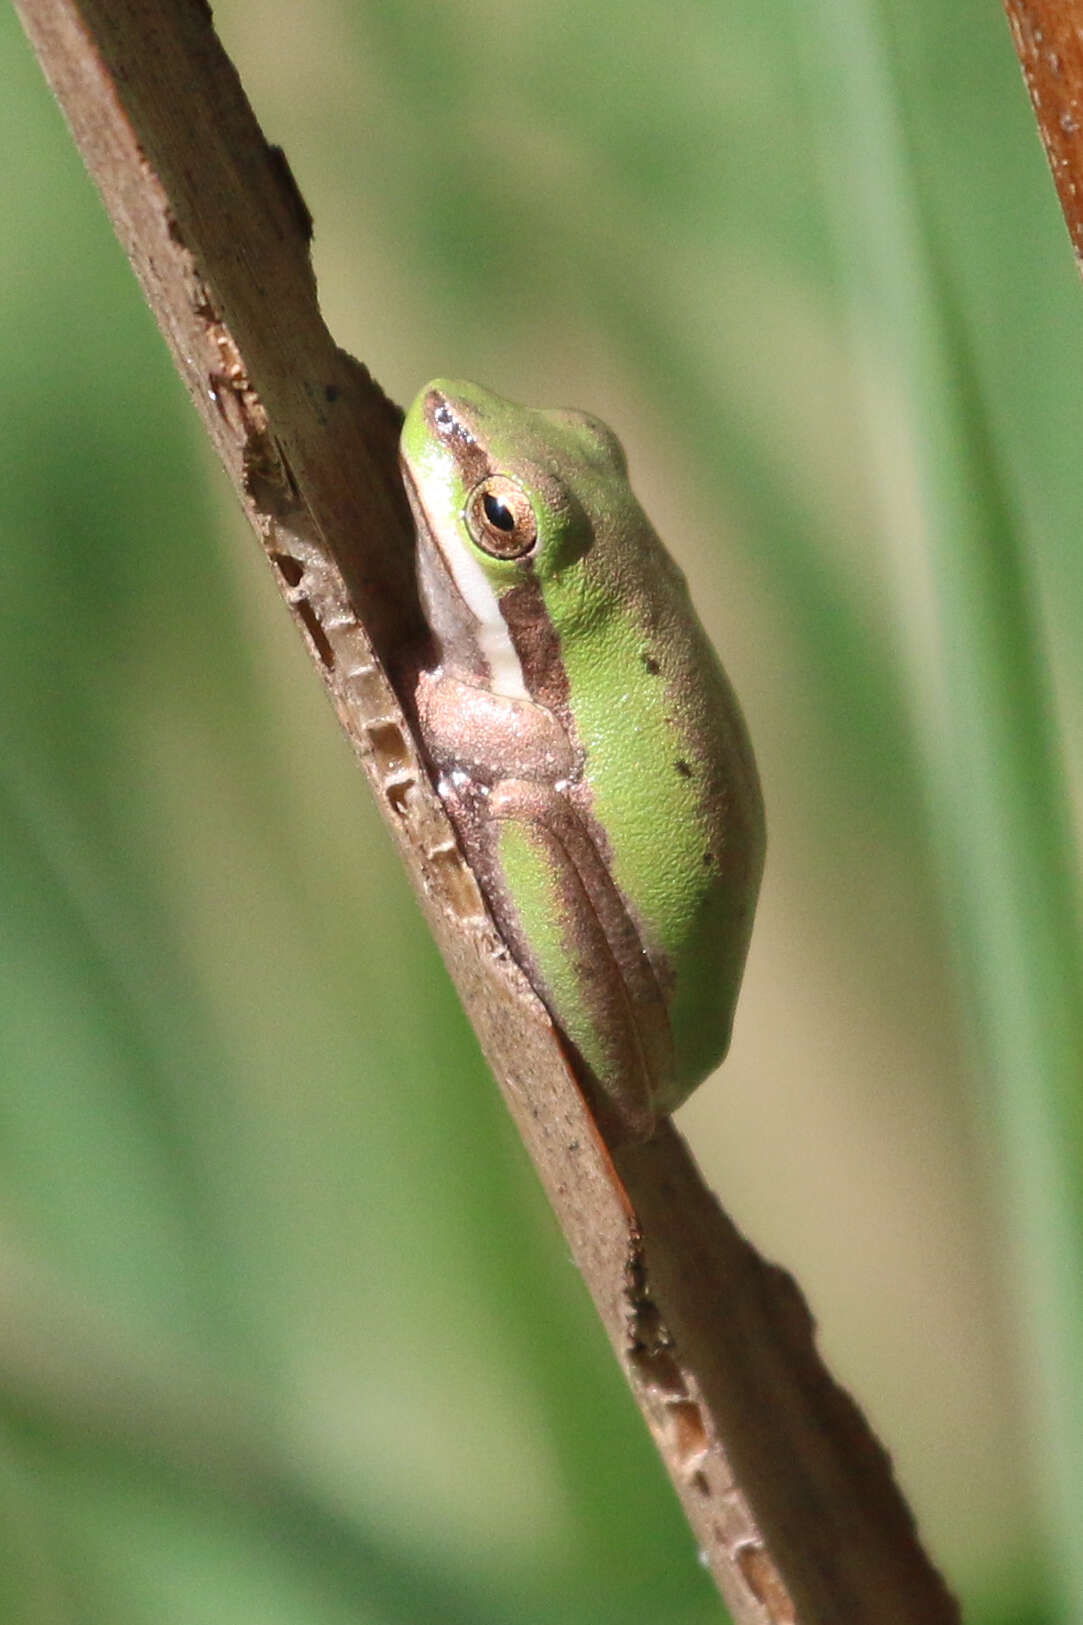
[1004,0,1083,265]
[15,1,959,1619]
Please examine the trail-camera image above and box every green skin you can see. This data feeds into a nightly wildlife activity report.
[401,380,764,1142]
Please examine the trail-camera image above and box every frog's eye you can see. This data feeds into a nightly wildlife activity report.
[465,476,537,559]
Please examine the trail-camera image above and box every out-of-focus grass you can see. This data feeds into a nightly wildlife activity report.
[2,0,1080,1621]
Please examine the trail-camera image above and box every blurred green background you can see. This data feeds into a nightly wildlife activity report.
[3,0,1082,1620]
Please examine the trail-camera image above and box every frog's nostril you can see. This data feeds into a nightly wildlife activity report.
[425,389,453,432]
[423,389,482,471]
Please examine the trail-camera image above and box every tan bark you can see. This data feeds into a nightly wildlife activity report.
[14,3,960,1618]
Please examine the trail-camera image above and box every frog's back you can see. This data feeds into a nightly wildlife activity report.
[558,518,764,1112]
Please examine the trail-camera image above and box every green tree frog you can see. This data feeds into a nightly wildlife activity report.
[401,380,764,1142]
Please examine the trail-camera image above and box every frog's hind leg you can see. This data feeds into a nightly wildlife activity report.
[488,779,671,1143]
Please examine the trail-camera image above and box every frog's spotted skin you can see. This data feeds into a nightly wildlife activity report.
[402,379,764,1142]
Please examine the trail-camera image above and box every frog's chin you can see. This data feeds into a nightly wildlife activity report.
[401,460,485,686]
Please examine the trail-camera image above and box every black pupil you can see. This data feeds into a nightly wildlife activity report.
[483,492,515,532]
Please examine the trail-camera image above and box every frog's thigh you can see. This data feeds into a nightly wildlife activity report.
[490,781,661,1139]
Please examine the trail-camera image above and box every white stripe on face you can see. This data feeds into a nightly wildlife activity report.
[425,468,530,701]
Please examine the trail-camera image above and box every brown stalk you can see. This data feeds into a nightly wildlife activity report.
[1003,0,1083,265]
[14,2,960,1619]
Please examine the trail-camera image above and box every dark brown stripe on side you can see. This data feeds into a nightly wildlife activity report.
[500,574,573,725]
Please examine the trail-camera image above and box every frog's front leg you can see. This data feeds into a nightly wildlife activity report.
[484,778,672,1143]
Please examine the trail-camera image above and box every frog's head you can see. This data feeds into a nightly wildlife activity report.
[401,379,638,692]
[401,378,634,575]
